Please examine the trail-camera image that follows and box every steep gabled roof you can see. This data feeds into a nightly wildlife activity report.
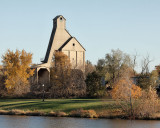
[58,37,86,51]
[73,37,86,51]
[42,26,56,63]
[58,37,73,51]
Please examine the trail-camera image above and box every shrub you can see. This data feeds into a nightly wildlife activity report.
[56,111,67,117]
[10,109,26,115]
[135,87,159,118]
[111,70,142,118]
[69,109,98,118]
[48,111,67,117]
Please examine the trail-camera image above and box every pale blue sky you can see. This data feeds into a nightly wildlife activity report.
[0,0,160,72]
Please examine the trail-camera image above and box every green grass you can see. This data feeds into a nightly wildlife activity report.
[0,99,116,113]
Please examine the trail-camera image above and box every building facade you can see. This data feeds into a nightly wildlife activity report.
[32,15,85,85]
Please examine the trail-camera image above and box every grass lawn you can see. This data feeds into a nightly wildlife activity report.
[0,99,117,113]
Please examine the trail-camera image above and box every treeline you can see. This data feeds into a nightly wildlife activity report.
[1,48,160,118]
[0,50,86,98]
[85,49,160,118]
[0,49,160,99]
[86,49,160,97]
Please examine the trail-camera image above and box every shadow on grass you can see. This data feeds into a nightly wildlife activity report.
[0,99,117,113]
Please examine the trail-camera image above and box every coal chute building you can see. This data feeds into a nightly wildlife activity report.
[31,15,86,85]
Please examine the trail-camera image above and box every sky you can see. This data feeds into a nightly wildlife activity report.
[0,0,160,72]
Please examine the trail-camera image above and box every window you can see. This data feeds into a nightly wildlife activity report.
[73,43,75,46]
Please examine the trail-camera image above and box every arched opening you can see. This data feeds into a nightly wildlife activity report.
[38,68,50,85]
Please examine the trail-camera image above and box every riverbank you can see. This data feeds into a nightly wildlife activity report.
[0,99,124,118]
[0,108,124,119]
[0,99,160,120]
[1,109,160,120]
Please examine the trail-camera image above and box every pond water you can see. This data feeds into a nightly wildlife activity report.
[0,115,160,128]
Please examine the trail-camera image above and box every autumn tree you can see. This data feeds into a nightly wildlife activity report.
[2,49,34,96]
[50,52,71,97]
[137,87,159,118]
[50,51,86,98]
[111,68,142,118]
[111,79,141,100]
[111,66,159,118]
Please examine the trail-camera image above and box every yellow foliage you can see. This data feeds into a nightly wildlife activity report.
[2,49,34,94]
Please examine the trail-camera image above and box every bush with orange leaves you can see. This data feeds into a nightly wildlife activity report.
[111,79,142,100]
[111,69,142,118]
[111,74,159,119]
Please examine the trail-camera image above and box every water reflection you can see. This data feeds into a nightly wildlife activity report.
[0,115,160,128]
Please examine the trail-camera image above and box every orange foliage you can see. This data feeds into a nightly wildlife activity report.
[111,78,142,100]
